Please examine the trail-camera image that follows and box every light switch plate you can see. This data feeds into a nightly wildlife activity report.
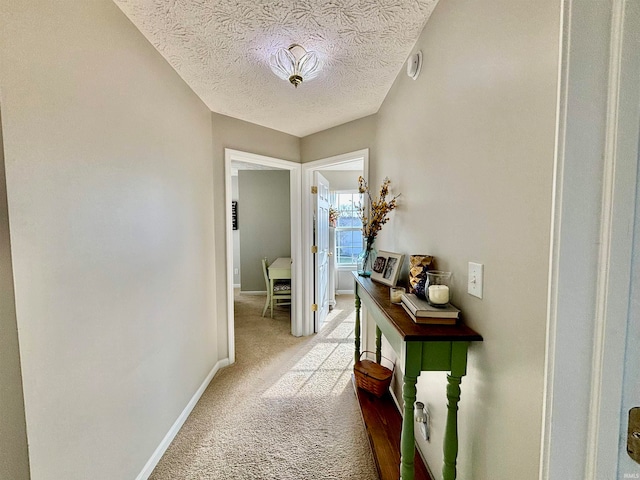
[468,262,484,298]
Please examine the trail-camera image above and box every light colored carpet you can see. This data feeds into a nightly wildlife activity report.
[150,293,379,480]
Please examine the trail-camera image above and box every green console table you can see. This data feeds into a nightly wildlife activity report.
[353,273,483,480]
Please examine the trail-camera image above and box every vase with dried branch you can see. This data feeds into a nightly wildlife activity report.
[357,176,400,276]
[329,206,340,227]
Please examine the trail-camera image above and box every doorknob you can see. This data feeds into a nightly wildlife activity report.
[628,407,640,464]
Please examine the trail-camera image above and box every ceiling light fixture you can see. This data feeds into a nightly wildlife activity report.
[269,44,321,88]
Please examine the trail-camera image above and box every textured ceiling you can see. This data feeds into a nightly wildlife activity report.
[114,0,439,137]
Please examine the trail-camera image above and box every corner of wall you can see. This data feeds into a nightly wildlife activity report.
[0,106,31,480]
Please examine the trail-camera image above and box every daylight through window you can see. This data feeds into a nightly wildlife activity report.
[331,191,363,266]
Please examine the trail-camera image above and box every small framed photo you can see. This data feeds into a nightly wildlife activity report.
[371,251,405,287]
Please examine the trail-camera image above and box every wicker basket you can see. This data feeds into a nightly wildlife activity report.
[354,351,394,397]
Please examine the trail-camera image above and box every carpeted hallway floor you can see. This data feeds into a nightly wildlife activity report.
[149,293,379,479]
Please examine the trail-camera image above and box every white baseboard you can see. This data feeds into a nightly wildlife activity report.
[240,291,266,296]
[336,290,354,295]
[135,358,230,480]
[389,384,402,412]
[233,283,241,288]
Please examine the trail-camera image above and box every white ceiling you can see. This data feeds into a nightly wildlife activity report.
[114,0,439,137]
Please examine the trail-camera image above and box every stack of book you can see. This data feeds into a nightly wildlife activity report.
[400,293,460,325]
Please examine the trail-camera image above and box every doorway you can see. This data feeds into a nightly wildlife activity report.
[224,149,302,363]
[301,149,368,334]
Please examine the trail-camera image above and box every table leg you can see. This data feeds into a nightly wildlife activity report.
[270,279,274,318]
[400,374,418,480]
[354,293,361,364]
[443,374,462,480]
[375,326,382,364]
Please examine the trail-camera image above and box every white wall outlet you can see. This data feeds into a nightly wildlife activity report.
[468,262,484,298]
[234,268,239,275]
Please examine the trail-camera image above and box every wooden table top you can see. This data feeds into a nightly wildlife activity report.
[353,273,483,343]
[269,257,292,270]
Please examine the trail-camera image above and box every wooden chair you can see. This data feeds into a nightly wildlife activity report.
[261,257,291,318]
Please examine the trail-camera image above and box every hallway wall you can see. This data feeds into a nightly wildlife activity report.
[211,113,300,357]
[0,1,218,478]
[301,115,377,164]
[238,170,291,292]
[320,170,362,191]
[379,1,560,477]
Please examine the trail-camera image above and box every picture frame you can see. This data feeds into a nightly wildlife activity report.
[232,201,238,230]
[371,250,405,287]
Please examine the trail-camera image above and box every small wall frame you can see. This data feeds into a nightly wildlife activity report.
[232,201,238,230]
[371,251,405,287]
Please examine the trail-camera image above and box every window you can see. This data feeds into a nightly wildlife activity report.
[331,191,363,267]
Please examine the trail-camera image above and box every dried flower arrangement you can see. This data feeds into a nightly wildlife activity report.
[358,176,400,247]
[329,206,340,226]
[357,176,400,275]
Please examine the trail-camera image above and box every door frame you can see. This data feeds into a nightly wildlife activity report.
[224,149,303,363]
[540,0,639,477]
[301,149,369,335]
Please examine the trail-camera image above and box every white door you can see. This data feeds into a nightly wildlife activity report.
[596,0,640,480]
[544,3,640,478]
[614,2,640,476]
[618,15,640,467]
[314,172,330,332]
[619,204,640,475]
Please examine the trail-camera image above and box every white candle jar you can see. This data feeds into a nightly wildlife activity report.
[425,271,452,307]
[390,286,406,304]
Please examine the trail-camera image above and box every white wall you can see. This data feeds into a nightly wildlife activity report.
[211,113,300,358]
[301,115,376,164]
[335,271,355,293]
[322,170,362,191]
[238,170,291,292]
[0,2,218,478]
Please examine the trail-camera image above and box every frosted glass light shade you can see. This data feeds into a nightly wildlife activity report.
[269,44,321,87]
[298,51,320,80]
[270,48,296,81]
